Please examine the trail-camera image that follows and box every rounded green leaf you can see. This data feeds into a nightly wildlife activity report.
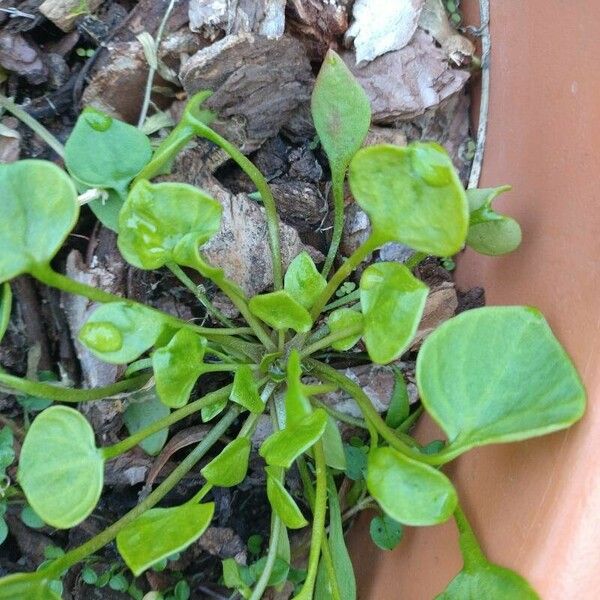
[18,406,104,528]
[201,438,251,487]
[284,251,327,310]
[265,466,308,529]
[260,409,328,468]
[437,563,540,599]
[118,180,222,270]
[79,301,165,364]
[416,307,586,458]
[311,49,371,176]
[230,365,264,414]
[327,307,363,351]
[123,393,170,456]
[0,160,78,284]
[117,502,214,576]
[348,143,469,256]
[65,108,152,194]
[248,290,312,333]
[0,573,62,600]
[153,329,206,408]
[369,515,404,551]
[366,447,457,526]
[360,262,429,364]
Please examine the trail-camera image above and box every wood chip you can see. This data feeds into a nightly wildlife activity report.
[39,0,103,32]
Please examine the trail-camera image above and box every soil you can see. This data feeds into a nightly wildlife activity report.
[0,1,482,598]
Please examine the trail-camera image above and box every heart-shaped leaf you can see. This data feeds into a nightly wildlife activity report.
[65,108,152,193]
[0,573,62,600]
[230,365,264,414]
[79,301,165,364]
[311,49,371,181]
[118,180,222,271]
[153,329,207,408]
[360,262,428,364]
[117,502,214,576]
[249,290,312,333]
[0,160,78,284]
[437,563,539,599]
[201,438,251,487]
[260,409,328,468]
[18,406,104,528]
[265,466,308,529]
[284,251,327,310]
[327,307,363,351]
[366,447,457,526]
[466,186,522,256]
[123,392,170,456]
[348,143,469,256]
[416,307,586,459]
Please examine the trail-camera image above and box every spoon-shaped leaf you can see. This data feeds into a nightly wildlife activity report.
[284,350,312,424]
[327,308,363,351]
[0,573,62,600]
[416,307,586,459]
[201,438,251,487]
[153,329,207,408]
[265,466,308,529]
[0,160,78,284]
[117,502,214,576]
[230,365,264,414]
[311,49,371,180]
[18,406,104,528]
[260,409,328,468]
[249,290,312,333]
[348,143,469,256]
[283,251,327,310]
[366,447,457,526]
[117,180,222,271]
[360,262,428,364]
[79,301,165,364]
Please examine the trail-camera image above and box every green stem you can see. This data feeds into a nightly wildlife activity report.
[397,406,424,433]
[404,251,428,270]
[293,441,328,600]
[321,171,346,279]
[0,94,65,158]
[454,504,486,570]
[300,323,363,358]
[101,384,231,460]
[312,399,368,430]
[323,289,360,312]
[42,407,239,579]
[0,283,12,343]
[0,372,149,403]
[310,239,377,320]
[123,358,153,378]
[249,514,282,600]
[189,482,212,505]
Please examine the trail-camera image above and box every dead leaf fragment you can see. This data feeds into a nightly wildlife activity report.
[345,0,424,64]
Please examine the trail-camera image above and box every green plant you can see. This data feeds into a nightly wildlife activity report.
[0,49,585,600]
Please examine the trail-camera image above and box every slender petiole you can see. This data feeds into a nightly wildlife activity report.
[321,170,345,279]
[300,323,363,358]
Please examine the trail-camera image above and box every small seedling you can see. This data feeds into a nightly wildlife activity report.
[0,50,585,600]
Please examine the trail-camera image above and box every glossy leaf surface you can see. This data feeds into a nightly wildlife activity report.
[248,290,312,333]
[360,262,428,364]
[230,365,264,413]
[349,143,468,256]
[366,447,457,526]
[283,251,327,310]
[117,502,214,576]
[0,160,78,283]
[260,409,328,468]
[118,180,222,270]
[466,186,522,256]
[18,406,103,528]
[327,308,363,351]
[0,573,61,600]
[265,466,308,529]
[311,49,371,179]
[153,329,206,408]
[123,393,170,455]
[417,307,586,458]
[79,301,164,364]
[201,438,251,487]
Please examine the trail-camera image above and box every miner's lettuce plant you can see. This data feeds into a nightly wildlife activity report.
[0,49,584,600]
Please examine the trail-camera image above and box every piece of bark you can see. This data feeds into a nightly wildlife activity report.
[345,0,424,65]
[189,0,286,39]
[180,33,312,153]
[0,31,47,84]
[39,0,103,32]
[286,0,350,60]
[113,0,191,42]
[196,526,247,561]
[103,451,152,487]
[342,29,470,123]
[456,286,485,313]
[268,180,326,232]
[411,282,458,348]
